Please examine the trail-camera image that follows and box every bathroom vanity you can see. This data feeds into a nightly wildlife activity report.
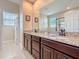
[24,32,79,59]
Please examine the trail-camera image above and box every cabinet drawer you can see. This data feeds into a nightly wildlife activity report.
[32,49,39,59]
[32,41,39,52]
[27,39,31,53]
[32,35,40,42]
[25,34,31,39]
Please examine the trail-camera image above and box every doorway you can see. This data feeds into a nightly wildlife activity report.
[1,11,18,44]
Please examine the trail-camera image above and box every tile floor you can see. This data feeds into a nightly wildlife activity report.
[0,41,34,59]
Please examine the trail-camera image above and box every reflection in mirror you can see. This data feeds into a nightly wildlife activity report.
[48,17,57,34]
[64,10,79,36]
[39,14,48,33]
[57,10,79,36]
[57,17,65,36]
[39,9,79,37]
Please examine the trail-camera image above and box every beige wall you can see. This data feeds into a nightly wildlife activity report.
[0,0,19,43]
[23,0,54,31]
[23,1,33,31]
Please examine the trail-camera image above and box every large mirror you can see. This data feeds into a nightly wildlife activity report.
[38,0,79,37]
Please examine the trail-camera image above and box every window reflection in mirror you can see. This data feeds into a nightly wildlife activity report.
[57,17,65,36]
[64,10,79,36]
[39,15,48,33]
[57,17,65,31]
[48,17,57,34]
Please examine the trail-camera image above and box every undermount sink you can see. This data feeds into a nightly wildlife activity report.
[57,36,69,40]
[49,34,69,40]
[49,34,57,37]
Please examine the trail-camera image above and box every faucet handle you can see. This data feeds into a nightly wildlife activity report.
[59,29,66,36]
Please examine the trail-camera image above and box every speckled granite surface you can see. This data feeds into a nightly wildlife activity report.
[25,32,79,47]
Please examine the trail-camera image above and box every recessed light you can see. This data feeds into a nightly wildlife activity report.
[26,0,37,4]
[66,6,70,9]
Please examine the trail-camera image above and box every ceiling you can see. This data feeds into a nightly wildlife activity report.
[8,0,79,16]
[41,0,79,16]
[26,0,37,4]
[8,0,37,5]
[8,0,22,5]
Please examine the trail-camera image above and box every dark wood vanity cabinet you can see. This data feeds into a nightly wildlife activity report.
[41,44,74,59]
[24,33,32,53]
[31,35,41,59]
[24,33,79,59]
[41,38,75,59]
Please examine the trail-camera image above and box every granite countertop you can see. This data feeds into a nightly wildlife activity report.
[25,32,79,47]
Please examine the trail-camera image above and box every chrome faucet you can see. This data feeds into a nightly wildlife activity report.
[59,29,66,36]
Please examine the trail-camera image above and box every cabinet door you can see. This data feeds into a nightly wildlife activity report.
[28,39,31,53]
[25,38,28,50]
[24,34,31,53]
[32,49,40,59]
[41,44,54,59]
[54,50,74,59]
